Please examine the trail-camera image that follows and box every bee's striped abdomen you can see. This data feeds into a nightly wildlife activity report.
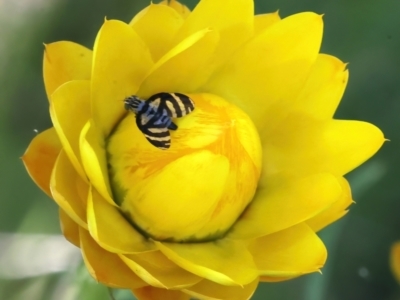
[124,92,195,150]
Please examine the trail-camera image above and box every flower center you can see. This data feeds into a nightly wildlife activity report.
[106,93,262,242]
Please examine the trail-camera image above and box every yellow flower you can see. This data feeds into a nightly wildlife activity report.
[391,242,400,284]
[22,0,384,299]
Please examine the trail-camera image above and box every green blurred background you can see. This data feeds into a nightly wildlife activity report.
[1,0,399,299]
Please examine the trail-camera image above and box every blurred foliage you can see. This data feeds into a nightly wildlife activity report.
[1,0,400,299]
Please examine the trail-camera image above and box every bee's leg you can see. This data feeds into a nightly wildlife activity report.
[168,122,178,130]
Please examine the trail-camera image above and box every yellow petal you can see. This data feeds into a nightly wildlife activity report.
[206,12,323,131]
[262,118,385,179]
[87,187,154,254]
[79,120,114,205]
[155,239,258,286]
[293,54,348,120]
[159,0,191,18]
[59,208,81,247]
[43,41,92,100]
[260,276,298,282]
[50,150,88,229]
[120,251,201,289]
[91,19,153,136]
[254,12,280,35]
[50,80,90,180]
[173,0,253,66]
[22,128,61,197]
[130,3,184,62]
[80,227,147,289]
[390,241,400,284]
[137,29,219,98]
[183,278,259,300]
[307,177,353,232]
[249,223,327,277]
[133,286,190,300]
[228,173,342,240]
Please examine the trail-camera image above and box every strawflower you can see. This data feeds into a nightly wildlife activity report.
[23,0,384,299]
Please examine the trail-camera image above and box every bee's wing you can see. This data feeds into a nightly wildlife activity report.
[147,92,194,118]
[136,112,171,150]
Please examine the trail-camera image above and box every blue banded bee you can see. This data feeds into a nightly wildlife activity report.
[124,92,195,150]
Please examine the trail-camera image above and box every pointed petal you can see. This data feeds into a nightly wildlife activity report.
[138,29,219,98]
[79,120,114,205]
[250,223,326,277]
[87,187,154,254]
[130,3,184,62]
[80,227,147,289]
[91,19,153,136]
[43,41,92,100]
[262,118,385,179]
[293,54,348,119]
[120,251,201,289]
[254,12,280,35]
[206,12,323,131]
[155,239,258,286]
[184,278,259,300]
[173,0,253,65]
[160,0,191,18]
[391,241,400,284]
[59,208,81,247]
[22,128,61,197]
[50,150,88,228]
[228,173,342,240]
[307,177,353,232]
[50,80,90,180]
[133,286,190,300]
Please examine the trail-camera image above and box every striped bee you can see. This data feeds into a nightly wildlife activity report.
[124,92,195,150]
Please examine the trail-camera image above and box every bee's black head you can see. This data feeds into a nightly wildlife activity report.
[124,95,143,113]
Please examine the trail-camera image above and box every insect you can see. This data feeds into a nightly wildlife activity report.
[124,92,195,150]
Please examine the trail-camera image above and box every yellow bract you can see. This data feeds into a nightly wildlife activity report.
[22,0,385,299]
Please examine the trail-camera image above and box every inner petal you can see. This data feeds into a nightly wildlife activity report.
[106,93,262,242]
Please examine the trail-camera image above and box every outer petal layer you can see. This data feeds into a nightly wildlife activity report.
[138,29,219,97]
[160,0,191,18]
[133,286,190,300]
[184,278,258,300]
[207,12,323,131]
[307,177,353,232]
[155,240,258,286]
[59,208,80,247]
[263,118,385,179]
[87,187,154,254]
[50,80,91,180]
[130,3,184,61]
[22,128,61,197]
[43,41,92,100]
[229,173,342,240]
[120,251,201,289]
[253,12,280,35]
[80,228,147,289]
[293,54,348,120]
[50,150,88,228]
[91,19,153,136]
[173,0,253,64]
[250,223,326,277]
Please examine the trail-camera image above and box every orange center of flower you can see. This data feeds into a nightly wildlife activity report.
[106,93,262,242]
